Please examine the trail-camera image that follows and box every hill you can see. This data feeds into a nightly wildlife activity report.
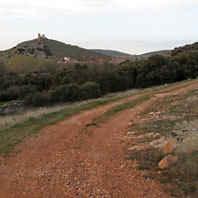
[0,36,108,64]
[91,49,134,57]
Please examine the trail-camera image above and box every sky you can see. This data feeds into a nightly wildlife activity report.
[0,0,198,54]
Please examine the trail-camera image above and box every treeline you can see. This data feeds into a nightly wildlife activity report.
[0,51,198,106]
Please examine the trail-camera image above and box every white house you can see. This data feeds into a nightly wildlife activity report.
[64,57,71,61]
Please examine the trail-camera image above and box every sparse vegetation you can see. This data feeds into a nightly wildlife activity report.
[128,148,165,170]
[165,152,198,196]
[127,87,198,197]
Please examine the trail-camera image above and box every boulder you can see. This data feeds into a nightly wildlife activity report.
[163,141,173,154]
[158,155,178,169]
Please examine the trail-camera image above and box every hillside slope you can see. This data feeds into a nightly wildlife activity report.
[42,39,106,59]
[139,50,171,57]
[171,42,198,56]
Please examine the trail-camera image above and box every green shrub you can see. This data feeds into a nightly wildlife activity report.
[0,91,9,101]
[50,84,79,102]
[0,85,36,102]
[19,85,36,99]
[6,86,20,100]
[24,92,51,106]
[79,82,101,100]
[0,86,20,101]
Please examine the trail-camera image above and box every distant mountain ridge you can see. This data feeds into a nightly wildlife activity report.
[91,49,171,58]
[140,50,171,57]
[91,49,134,57]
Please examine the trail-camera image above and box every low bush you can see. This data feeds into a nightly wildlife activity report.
[19,85,36,99]
[24,92,51,106]
[50,84,79,102]
[79,82,101,100]
[0,91,9,101]
[0,86,20,101]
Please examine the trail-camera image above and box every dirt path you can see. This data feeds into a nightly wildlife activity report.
[0,81,197,198]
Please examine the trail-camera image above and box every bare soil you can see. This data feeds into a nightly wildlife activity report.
[0,81,197,198]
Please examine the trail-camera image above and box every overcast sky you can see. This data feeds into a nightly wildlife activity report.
[0,0,198,54]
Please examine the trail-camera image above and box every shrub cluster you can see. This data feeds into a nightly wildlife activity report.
[79,82,101,100]
[24,92,51,106]
[23,82,101,106]
[50,84,79,102]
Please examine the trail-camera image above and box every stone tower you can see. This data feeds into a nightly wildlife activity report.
[38,33,41,39]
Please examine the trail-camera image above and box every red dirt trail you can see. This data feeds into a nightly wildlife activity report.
[0,81,197,198]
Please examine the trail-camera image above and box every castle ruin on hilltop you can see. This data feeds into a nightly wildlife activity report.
[38,33,46,39]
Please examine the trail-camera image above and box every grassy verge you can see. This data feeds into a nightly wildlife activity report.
[94,94,152,123]
[127,88,198,197]
[0,98,121,157]
[149,79,194,94]
[154,79,197,94]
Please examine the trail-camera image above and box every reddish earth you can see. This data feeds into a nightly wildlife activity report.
[0,81,197,198]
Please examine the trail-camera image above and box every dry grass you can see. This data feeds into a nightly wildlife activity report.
[0,104,70,128]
